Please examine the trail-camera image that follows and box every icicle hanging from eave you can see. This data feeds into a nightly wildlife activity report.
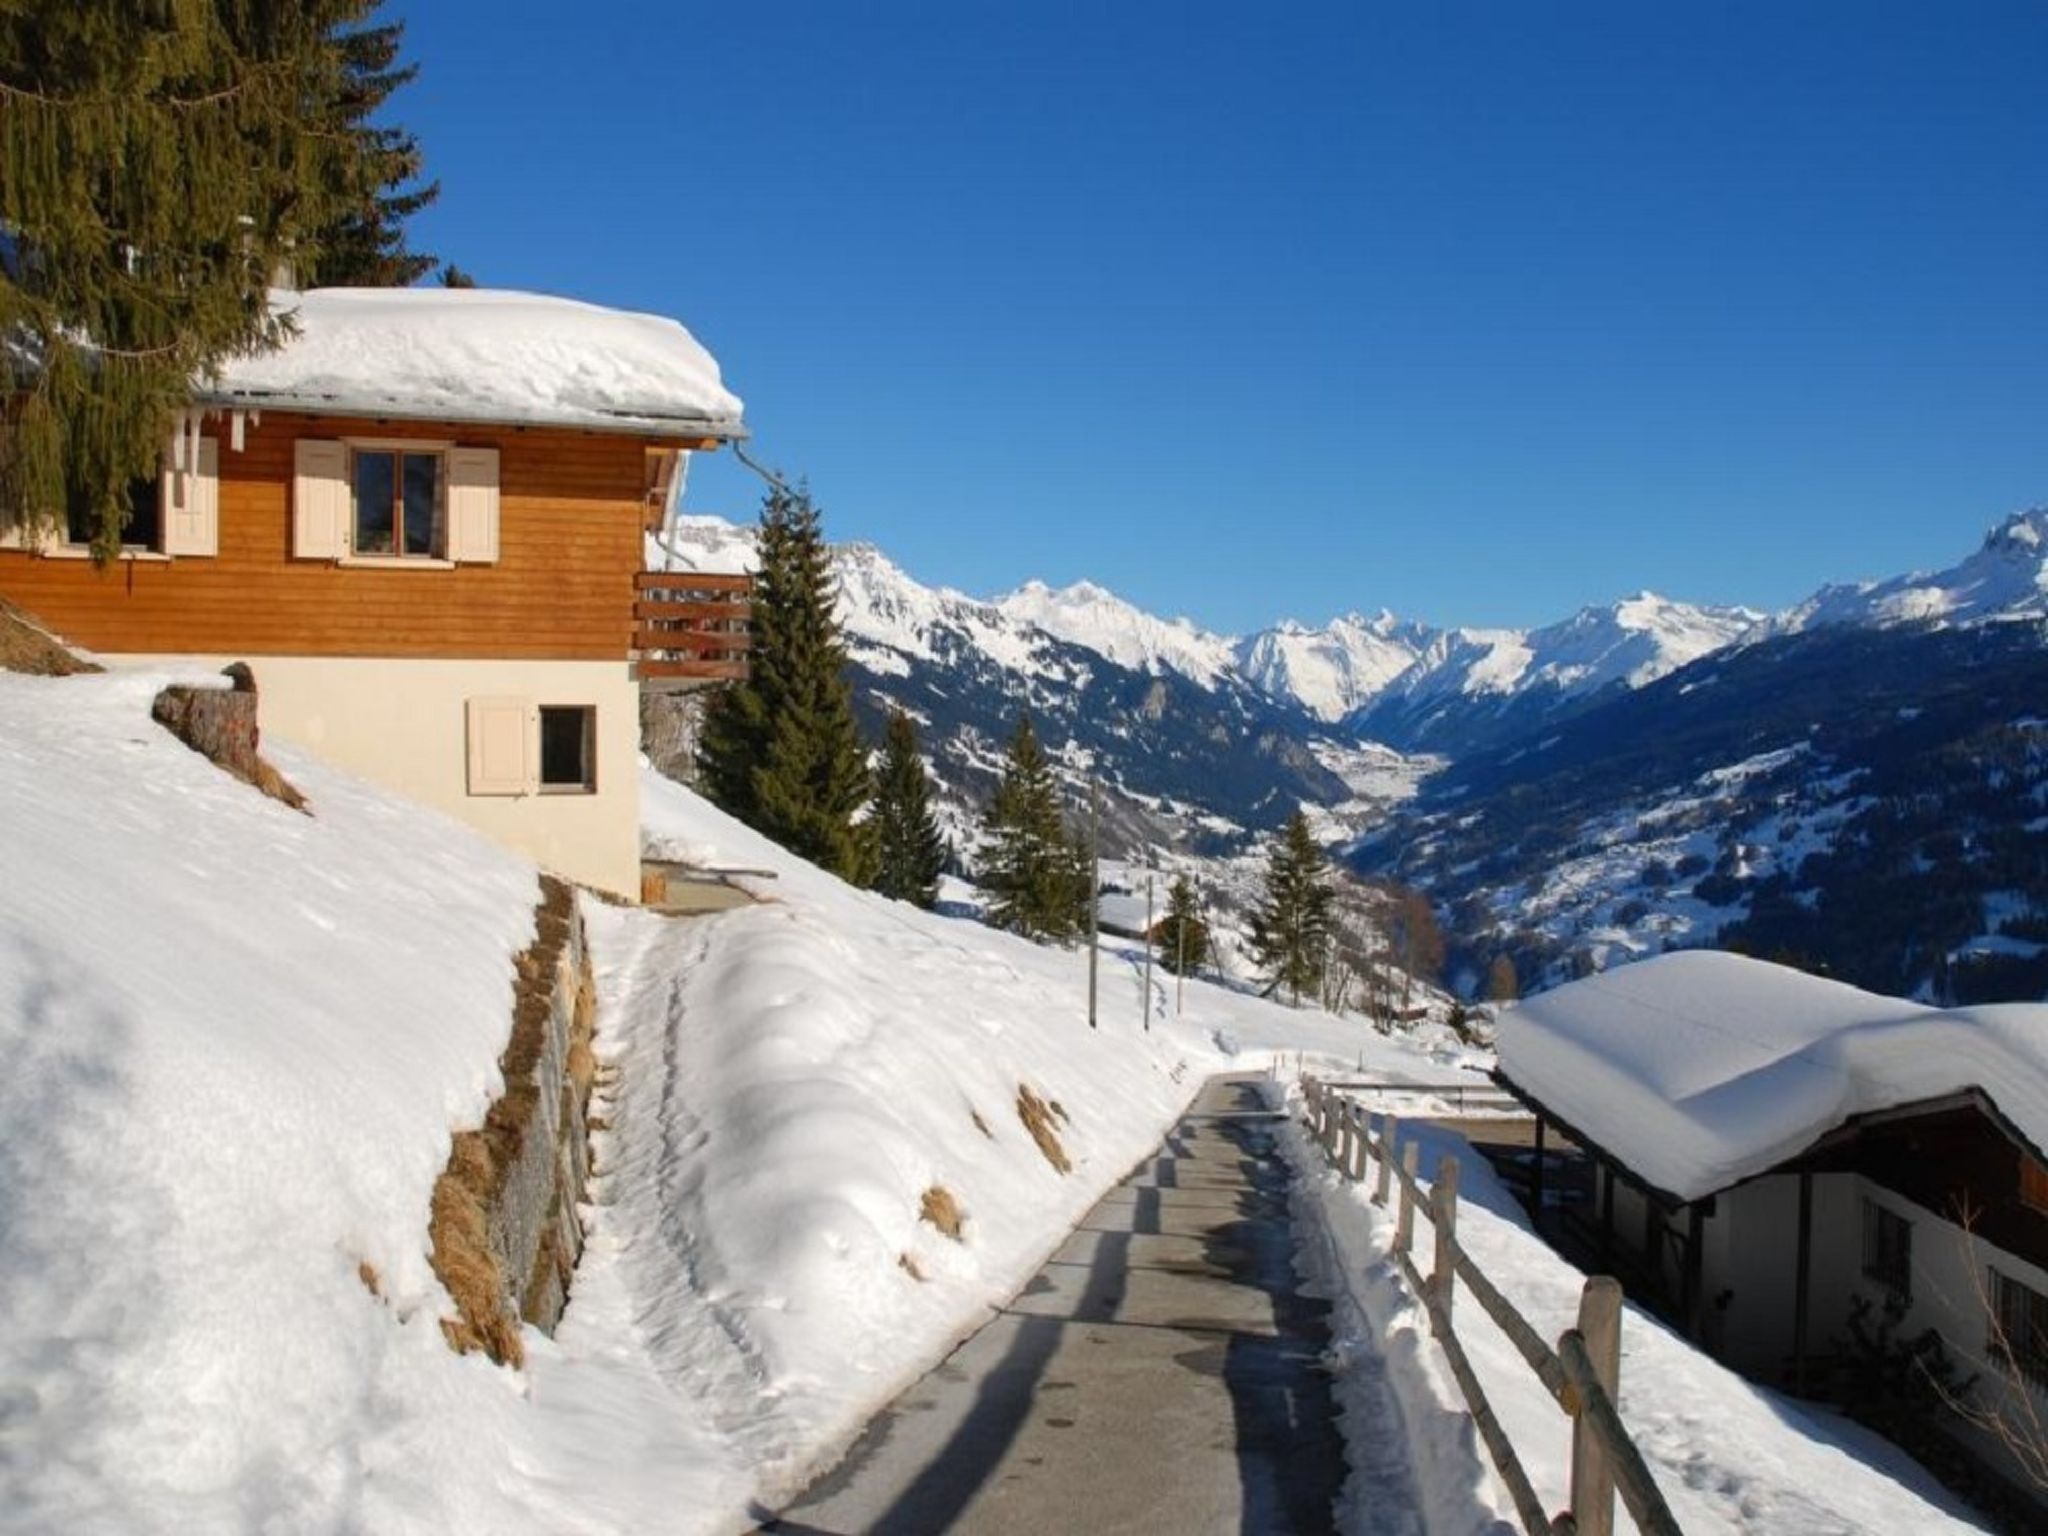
[659,449,691,573]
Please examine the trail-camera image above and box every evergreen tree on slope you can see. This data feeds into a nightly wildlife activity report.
[980,714,1087,943]
[1,2,380,556]
[698,482,876,884]
[1157,874,1211,977]
[1251,809,1335,1005]
[873,707,949,908]
[310,10,439,286]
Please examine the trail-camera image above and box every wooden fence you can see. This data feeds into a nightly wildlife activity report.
[1300,1075,1683,1536]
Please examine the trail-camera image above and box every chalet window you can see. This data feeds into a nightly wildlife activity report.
[64,476,162,552]
[1992,1271,2048,1387]
[1861,1198,1912,1298]
[2023,1158,2048,1215]
[296,439,496,563]
[351,448,444,558]
[538,706,596,793]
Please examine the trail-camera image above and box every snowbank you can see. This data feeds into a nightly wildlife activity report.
[1283,1107,1989,1535]
[0,669,539,1531]
[573,770,1484,1512]
[1497,951,2048,1201]
[0,665,1468,1532]
[202,287,744,434]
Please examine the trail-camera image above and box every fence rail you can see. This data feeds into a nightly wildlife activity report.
[1300,1075,1683,1536]
[1314,1078,1525,1116]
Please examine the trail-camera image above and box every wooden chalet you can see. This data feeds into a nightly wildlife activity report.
[1492,951,2048,1513]
[0,287,753,897]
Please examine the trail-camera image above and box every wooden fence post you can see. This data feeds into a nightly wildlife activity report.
[1374,1114,1397,1206]
[1431,1155,1461,1331]
[1395,1140,1420,1255]
[1569,1277,1623,1536]
[1350,1104,1369,1181]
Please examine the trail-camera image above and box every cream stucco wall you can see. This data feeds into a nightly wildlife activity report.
[108,654,643,897]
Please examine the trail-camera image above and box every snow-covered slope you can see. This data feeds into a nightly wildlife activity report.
[1232,611,1432,722]
[1773,507,2048,635]
[1292,1099,1989,1535]
[996,577,1238,685]
[0,662,1460,1532]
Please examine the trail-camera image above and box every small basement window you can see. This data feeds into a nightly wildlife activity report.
[1861,1197,1912,1298]
[538,706,596,793]
[1993,1270,2048,1387]
[352,448,443,557]
[64,475,162,552]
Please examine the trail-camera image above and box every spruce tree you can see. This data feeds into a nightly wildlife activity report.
[1157,874,1211,977]
[697,482,876,884]
[2,3,383,556]
[872,707,949,908]
[309,11,439,286]
[1250,809,1335,1005]
[980,714,1084,943]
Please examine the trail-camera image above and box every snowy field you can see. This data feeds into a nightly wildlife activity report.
[0,669,1468,1533]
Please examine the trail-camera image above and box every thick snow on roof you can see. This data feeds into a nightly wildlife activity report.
[1498,951,2048,1201]
[201,287,744,435]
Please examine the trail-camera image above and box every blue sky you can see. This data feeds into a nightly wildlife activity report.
[396,1,2048,633]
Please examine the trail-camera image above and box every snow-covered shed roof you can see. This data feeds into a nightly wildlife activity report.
[197,288,745,439]
[1496,951,2048,1203]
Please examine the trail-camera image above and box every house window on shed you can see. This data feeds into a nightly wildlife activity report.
[1861,1198,1912,1298]
[1992,1271,2048,1387]
[538,706,596,794]
[351,448,444,557]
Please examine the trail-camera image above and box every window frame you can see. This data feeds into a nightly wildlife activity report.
[1992,1270,2048,1388]
[50,470,169,561]
[343,438,452,564]
[1860,1196,1913,1299]
[536,704,598,795]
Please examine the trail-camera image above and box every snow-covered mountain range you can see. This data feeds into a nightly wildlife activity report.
[661,506,2048,750]
[656,505,2048,1003]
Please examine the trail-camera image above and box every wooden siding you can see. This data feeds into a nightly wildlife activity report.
[0,413,655,661]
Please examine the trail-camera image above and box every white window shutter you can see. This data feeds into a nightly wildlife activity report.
[292,439,349,559]
[162,436,219,556]
[466,696,535,796]
[444,446,501,563]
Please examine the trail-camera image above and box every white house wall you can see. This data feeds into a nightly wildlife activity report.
[1697,1169,2048,1501]
[107,654,642,898]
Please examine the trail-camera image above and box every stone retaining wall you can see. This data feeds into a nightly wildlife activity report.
[430,876,600,1360]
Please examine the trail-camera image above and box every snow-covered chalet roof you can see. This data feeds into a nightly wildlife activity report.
[197,287,745,439]
[1496,951,2048,1202]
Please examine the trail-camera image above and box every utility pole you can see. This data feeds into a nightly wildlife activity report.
[1176,875,1190,1017]
[1142,868,1154,1033]
[1086,775,1100,1029]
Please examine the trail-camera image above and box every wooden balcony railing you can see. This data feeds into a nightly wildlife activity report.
[634,570,753,683]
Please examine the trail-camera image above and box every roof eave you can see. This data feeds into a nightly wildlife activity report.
[190,388,749,445]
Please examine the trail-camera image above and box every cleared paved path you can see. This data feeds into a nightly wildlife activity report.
[763,1075,1343,1534]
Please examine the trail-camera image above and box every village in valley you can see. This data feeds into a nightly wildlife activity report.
[1,5,2044,1535]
